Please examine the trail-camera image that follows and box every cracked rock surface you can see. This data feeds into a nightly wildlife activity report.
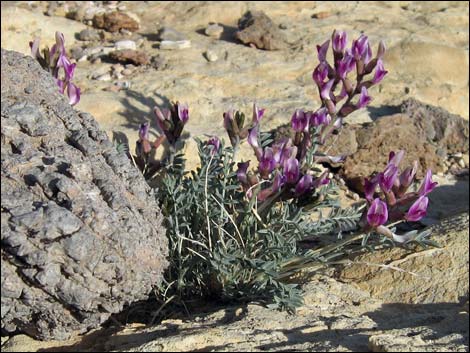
[1,49,168,341]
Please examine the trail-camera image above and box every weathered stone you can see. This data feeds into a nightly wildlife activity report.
[204,23,224,38]
[77,28,101,41]
[114,39,137,50]
[109,49,149,65]
[159,40,191,50]
[0,49,168,340]
[235,10,288,50]
[92,11,139,33]
[340,99,469,193]
[156,26,186,41]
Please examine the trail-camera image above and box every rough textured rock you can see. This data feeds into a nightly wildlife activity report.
[109,49,149,66]
[339,99,469,193]
[235,10,288,50]
[92,11,139,33]
[338,212,469,305]
[0,49,168,340]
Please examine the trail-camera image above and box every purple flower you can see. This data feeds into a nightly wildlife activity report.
[357,86,372,108]
[259,147,276,177]
[316,39,330,62]
[139,122,150,140]
[247,125,260,149]
[223,109,235,130]
[372,59,388,84]
[320,79,335,101]
[364,176,379,202]
[352,34,369,59]
[332,30,347,53]
[367,198,388,227]
[405,195,429,222]
[283,157,300,184]
[154,106,171,133]
[364,43,372,65]
[29,38,41,60]
[388,150,405,167]
[295,174,313,195]
[417,169,438,196]
[291,109,309,132]
[399,161,418,190]
[376,40,386,59]
[237,161,250,185]
[207,136,221,155]
[312,62,329,86]
[337,54,355,79]
[177,103,189,124]
[379,163,399,193]
[66,82,80,106]
[272,172,286,193]
[310,107,330,126]
[273,139,297,166]
[252,103,265,124]
[312,170,330,188]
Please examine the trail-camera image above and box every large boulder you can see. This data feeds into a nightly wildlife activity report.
[1,49,168,340]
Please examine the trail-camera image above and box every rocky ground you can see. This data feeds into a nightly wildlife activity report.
[1,1,469,351]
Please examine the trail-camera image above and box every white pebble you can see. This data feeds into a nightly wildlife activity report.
[204,50,218,62]
[160,40,191,50]
[114,40,136,50]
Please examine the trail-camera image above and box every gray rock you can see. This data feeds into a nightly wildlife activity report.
[159,40,191,50]
[235,10,288,50]
[77,28,101,41]
[204,50,218,62]
[0,49,168,340]
[157,27,186,41]
[114,39,137,50]
[205,23,224,38]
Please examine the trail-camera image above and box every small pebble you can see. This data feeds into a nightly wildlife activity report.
[78,28,101,41]
[312,11,332,19]
[24,87,33,94]
[352,193,360,201]
[122,68,134,76]
[204,50,218,62]
[458,158,466,168]
[158,27,187,41]
[452,152,463,158]
[278,23,288,30]
[95,73,112,81]
[205,23,224,38]
[114,40,136,50]
[160,40,191,50]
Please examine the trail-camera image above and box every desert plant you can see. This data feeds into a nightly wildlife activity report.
[130,30,437,316]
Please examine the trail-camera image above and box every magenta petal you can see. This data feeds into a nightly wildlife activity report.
[252,103,265,124]
[316,39,330,62]
[139,122,150,140]
[367,198,388,227]
[295,174,313,195]
[237,161,250,185]
[207,136,221,155]
[418,169,438,196]
[283,157,300,184]
[332,30,347,53]
[372,59,388,84]
[357,86,372,108]
[379,163,399,192]
[321,79,335,100]
[405,196,429,222]
[247,125,259,150]
[67,82,80,106]
[177,103,189,124]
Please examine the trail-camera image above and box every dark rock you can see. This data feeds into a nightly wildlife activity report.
[157,27,186,41]
[93,11,139,33]
[109,49,149,66]
[77,28,102,42]
[1,49,168,340]
[400,98,469,154]
[235,10,288,50]
[339,99,469,193]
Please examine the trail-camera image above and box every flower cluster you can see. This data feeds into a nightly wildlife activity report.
[134,101,189,177]
[226,104,330,204]
[363,150,438,242]
[30,32,80,105]
[312,30,387,141]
